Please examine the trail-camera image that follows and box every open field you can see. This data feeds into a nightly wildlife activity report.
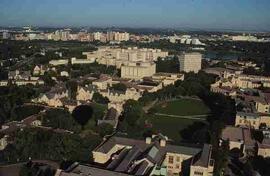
[153,99,210,116]
[146,98,210,143]
[146,114,207,144]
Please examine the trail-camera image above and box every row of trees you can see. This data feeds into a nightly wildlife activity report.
[0,84,39,125]
[42,105,112,137]
[1,128,101,163]
[71,63,119,78]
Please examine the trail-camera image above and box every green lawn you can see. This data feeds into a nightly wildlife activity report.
[145,98,210,144]
[154,99,210,116]
[145,114,204,144]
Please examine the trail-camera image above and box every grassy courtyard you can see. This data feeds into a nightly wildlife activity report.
[145,98,210,143]
[153,98,210,116]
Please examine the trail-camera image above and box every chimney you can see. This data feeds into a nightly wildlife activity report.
[145,137,152,144]
[160,139,166,147]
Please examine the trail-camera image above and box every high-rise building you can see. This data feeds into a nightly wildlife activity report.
[93,32,102,41]
[179,53,202,73]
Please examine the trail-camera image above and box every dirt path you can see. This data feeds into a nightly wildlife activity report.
[154,113,209,120]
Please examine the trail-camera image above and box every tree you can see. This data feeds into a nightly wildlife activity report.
[66,80,78,100]
[110,83,127,92]
[122,100,143,126]
[41,72,56,87]
[2,128,101,163]
[11,105,44,121]
[95,123,114,137]
[180,122,210,144]
[43,109,80,132]
[156,56,179,73]
[92,92,109,104]
[72,105,93,128]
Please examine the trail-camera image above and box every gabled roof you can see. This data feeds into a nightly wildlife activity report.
[192,144,212,167]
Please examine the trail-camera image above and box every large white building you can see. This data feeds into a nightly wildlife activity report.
[121,62,156,80]
[179,53,202,73]
[84,47,168,69]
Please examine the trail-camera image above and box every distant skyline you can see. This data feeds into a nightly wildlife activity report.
[0,0,270,31]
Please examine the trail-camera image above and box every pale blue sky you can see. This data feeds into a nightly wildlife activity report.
[0,0,269,30]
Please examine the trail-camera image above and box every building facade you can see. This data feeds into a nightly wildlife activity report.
[179,53,202,73]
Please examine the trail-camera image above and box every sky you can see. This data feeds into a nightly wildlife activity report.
[0,0,270,31]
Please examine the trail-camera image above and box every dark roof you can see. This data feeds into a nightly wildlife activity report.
[59,164,131,176]
[115,146,142,172]
[94,136,201,175]
[192,144,212,167]
[95,136,201,159]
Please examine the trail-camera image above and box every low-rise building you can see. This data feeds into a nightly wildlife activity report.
[190,144,214,176]
[76,85,97,101]
[55,163,131,176]
[221,126,256,155]
[92,134,211,176]
[258,138,270,157]
[92,75,113,90]
[49,59,69,66]
[100,88,142,103]
[71,57,96,65]
[36,83,68,107]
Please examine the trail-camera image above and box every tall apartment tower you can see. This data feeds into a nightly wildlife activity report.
[179,52,202,73]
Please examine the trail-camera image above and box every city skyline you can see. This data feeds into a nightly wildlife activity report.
[0,0,270,31]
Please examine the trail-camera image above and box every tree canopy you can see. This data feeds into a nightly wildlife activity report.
[92,92,109,104]
[72,105,94,128]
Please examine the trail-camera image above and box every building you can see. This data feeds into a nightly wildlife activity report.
[36,83,68,107]
[258,138,270,157]
[230,35,259,42]
[83,47,168,69]
[100,88,142,103]
[221,126,256,155]
[71,57,96,65]
[179,53,202,73]
[235,112,270,130]
[92,75,113,90]
[55,163,131,176]
[49,59,69,66]
[33,65,46,75]
[76,85,97,101]
[190,144,214,176]
[121,62,156,79]
[93,32,103,41]
[92,134,211,176]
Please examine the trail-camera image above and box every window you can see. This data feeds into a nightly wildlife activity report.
[176,156,180,162]
[175,164,180,169]
[168,156,174,164]
[194,171,203,176]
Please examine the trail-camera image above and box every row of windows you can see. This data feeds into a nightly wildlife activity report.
[194,171,204,176]
[238,119,257,125]
[168,156,181,164]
